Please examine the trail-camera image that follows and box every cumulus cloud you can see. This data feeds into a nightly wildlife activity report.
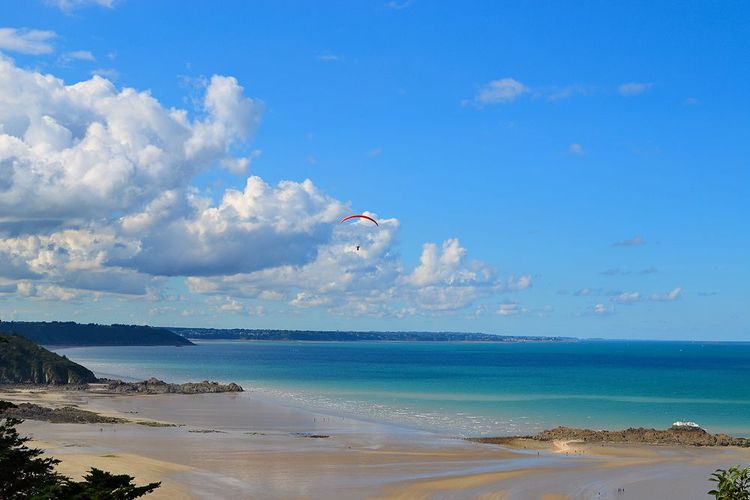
[651,287,682,302]
[0,57,261,219]
[113,177,344,276]
[0,56,528,316]
[187,234,520,316]
[472,78,528,105]
[618,82,653,96]
[0,28,56,55]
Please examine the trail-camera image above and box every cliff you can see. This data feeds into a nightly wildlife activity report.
[0,333,98,385]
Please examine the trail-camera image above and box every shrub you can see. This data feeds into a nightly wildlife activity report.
[709,466,750,500]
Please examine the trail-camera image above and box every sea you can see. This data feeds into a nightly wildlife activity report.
[54,340,750,438]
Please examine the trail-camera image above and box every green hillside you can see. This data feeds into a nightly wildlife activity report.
[0,333,97,384]
[0,321,192,346]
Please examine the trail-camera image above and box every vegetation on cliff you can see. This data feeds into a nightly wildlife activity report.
[0,333,97,385]
[0,321,192,346]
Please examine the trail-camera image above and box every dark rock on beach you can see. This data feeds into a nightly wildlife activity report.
[0,401,125,424]
[471,425,750,448]
[99,377,243,394]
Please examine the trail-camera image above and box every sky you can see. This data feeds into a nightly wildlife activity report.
[0,0,747,340]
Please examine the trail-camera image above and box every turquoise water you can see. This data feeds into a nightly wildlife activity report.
[55,340,750,437]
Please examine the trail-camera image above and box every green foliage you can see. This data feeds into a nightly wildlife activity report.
[41,468,161,499]
[0,333,97,384]
[0,417,63,498]
[0,321,192,346]
[0,418,160,499]
[709,466,750,499]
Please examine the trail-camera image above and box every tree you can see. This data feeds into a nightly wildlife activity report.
[48,468,161,499]
[709,466,750,500]
[0,417,160,499]
[0,417,62,498]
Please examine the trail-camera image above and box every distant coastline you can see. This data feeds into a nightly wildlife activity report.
[0,321,192,347]
[169,327,576,343]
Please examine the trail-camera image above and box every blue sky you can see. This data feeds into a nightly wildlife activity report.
[0,0,747,339]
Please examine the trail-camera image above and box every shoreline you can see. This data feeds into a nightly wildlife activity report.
[3,386,750,499]
[48,341,750,440]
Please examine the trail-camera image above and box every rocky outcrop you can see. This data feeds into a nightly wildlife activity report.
[99,378,243,394]
[471,425,750,448]
[0,401,125,424]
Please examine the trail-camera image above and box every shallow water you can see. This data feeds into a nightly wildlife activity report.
[54,339,750,437]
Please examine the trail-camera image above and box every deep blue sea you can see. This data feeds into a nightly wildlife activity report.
[54,340,750,437]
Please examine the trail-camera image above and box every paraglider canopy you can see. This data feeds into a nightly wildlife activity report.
[339,214,379,226]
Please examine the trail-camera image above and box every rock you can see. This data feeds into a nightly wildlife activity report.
[523,426,748,447]
[0,401,125,424]
[99,378,243,394]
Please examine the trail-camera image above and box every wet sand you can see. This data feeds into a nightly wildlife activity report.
[3,388,749,499]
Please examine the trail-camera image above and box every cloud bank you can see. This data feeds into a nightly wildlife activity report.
[0,55,527,317]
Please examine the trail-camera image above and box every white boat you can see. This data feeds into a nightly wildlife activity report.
[672,421,701,428]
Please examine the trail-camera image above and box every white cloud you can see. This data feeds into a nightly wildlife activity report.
[592,303,615,315]
[618,82,653,96]
[651,287,682,302]
[17,281,85,301]
[473,78,528,105]
[60,50,95,64]
[612,291,640,304]
[90,67,118,79]
[505,274,532,291]
[0,57,262,220]
[318,54,340,62]
[546,84,593,101]
[0,28,56,55]
[45,0,114,11]
[114,176,345,276]
[496,301,527,316]
[684,97,699,105]
[568,143,584,155]
[0,56,529,315]
[187,234,518,316]
[612,235,644,247]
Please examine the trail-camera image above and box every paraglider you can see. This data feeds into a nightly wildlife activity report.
[339,214,379,251]
[339,214,379,226]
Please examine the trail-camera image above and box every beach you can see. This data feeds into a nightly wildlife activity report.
[3,387,749,499]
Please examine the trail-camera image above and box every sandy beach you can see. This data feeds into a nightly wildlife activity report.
[2,387,749,499]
